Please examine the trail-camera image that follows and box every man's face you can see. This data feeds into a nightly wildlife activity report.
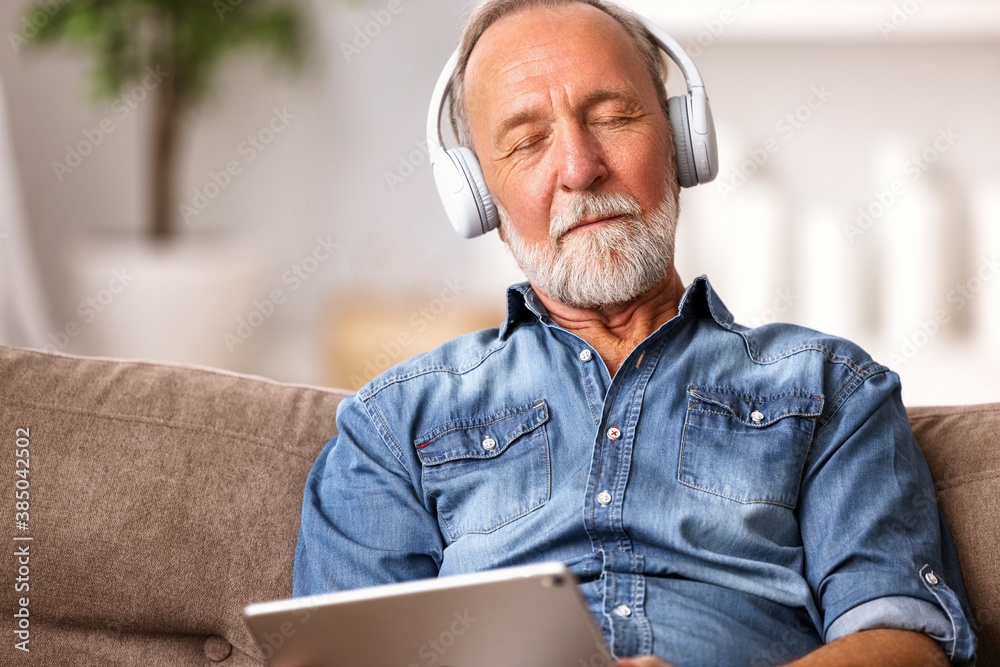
[464,3,680,308]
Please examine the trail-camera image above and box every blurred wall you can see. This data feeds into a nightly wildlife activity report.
[0,0,997,405]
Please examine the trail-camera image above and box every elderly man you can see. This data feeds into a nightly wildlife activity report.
[294,1,976,665]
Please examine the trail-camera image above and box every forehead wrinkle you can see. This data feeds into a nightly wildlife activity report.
[492,39,565,82]
[475,46,563,111]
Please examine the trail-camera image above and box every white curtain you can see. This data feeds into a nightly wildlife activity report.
[0,68,51,348]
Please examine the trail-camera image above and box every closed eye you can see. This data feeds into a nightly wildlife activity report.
[592,116,632,127]
[511,133,549,153]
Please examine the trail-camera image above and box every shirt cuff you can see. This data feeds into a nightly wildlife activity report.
[826,595,953,645]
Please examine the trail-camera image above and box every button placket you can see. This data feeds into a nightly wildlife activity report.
[585,337,661,660]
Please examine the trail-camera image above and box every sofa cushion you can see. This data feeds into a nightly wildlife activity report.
[0,345,347,665]
[909,403,1000,665]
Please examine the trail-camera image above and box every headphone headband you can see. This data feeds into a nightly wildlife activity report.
[427,49,460,155]
[428,5,718,238]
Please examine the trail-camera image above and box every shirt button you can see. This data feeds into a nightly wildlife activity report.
[614,604,632,619]
[597,490,612,506]
[607,426,622,440]
[750,410,764,423]
[579,349,593,362]
[925,572,940,586]
[482,436,497,451]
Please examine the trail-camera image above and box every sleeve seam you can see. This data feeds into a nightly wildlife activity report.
[361,395,406,467]
[818,363,889,430]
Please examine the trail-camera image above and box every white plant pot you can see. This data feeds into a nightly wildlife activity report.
[66,230,266,371]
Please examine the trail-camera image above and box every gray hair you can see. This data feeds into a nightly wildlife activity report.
[449,0,670,149]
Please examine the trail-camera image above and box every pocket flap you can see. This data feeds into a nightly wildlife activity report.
[688,387,823,427]
[415,400,549,465]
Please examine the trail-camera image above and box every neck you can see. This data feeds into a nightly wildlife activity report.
[531,268,685,377]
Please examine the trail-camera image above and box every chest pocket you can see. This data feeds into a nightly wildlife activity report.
[679,387,823,508]
[415,400,550,541]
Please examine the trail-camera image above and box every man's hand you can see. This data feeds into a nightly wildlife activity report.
[617,657,674,667]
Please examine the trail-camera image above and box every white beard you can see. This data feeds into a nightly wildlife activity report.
[498,189,679,309]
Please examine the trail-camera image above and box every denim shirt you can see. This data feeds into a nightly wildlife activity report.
[294,276,977,666]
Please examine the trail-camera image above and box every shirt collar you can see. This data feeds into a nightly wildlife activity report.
[678,275,736,329]
[499,282,546,339]
[499,275,735,340]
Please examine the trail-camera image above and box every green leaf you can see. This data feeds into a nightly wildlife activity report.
[23,0,311,103]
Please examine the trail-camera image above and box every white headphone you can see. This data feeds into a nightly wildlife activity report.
[427,6,719,239]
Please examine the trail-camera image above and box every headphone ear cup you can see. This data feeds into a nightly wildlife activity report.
[450,147,498,234]
[668,95,698,188]
[431,147,499,238]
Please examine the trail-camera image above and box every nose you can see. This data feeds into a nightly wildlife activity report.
[554,122,608,192]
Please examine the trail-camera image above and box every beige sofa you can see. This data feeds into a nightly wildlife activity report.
[0,344,996,665]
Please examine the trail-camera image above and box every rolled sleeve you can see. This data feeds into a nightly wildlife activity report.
[799,369,977,665]
[293,393,444,597]
[826,591,961,659]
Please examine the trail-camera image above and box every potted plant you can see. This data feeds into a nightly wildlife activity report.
[26,0,306,241]
[23,0,308,368]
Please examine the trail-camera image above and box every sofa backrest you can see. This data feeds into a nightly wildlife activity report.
[909,403,1000,665]
[1,345,997,664]
[0,345,349,665]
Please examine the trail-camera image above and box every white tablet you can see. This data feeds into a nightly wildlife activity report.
[244,562,615,667]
